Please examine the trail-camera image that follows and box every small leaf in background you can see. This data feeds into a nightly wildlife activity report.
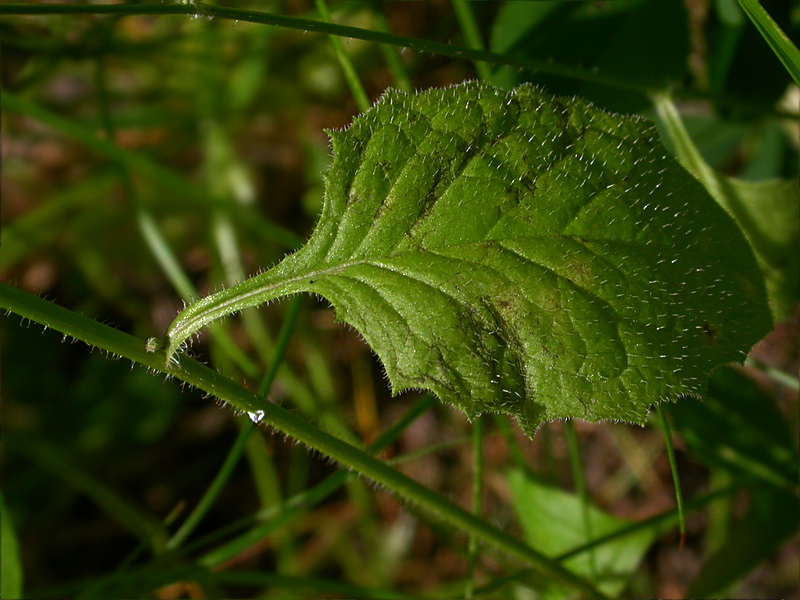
[506,469,656,599]
[490,0,689,112]
[167,83,771,436]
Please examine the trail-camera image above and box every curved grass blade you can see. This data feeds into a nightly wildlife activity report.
[738,0,800,86]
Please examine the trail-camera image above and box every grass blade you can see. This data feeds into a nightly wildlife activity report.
[738,0,800,86]
[657,404,686,548]
[0,492,24,600]
[315,0,371,112]
[0,282,608,599]
[0,2,646,93]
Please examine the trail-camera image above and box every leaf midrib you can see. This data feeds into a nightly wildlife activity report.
[171,231,696,350]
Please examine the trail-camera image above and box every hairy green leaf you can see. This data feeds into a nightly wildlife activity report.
[167,83,770,435]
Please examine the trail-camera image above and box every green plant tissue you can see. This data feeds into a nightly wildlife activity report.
[167,82,771,436]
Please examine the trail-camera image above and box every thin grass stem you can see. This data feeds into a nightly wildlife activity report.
[258,295,303,400]
[656,403,686,548]
[369,4,413,92]
[565,421,598,580]
[315,0,371,112]
[166,421,255,551]
[465,415,484,599]
[198,395,436,568]
[0,2,649,94]
[451,0,493,82]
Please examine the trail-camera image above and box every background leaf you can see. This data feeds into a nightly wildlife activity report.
[669,366,799,595]
[490,0,689,111]
[687,487,798,597]
[506,469,656,599]
[669,366,797,492]
[167,82,771,436]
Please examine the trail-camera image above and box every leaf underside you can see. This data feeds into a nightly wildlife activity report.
[167,82,770,436]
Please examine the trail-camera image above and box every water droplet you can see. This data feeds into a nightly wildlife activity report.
[248,409,265,424]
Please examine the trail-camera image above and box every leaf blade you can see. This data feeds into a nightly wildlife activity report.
[167,83,771,435]
[507,469,657,599]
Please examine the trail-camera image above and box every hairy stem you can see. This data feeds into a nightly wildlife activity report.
[1,282,607,599]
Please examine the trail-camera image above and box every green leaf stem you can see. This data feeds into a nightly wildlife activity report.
[0,281,607,599]
[167,83,771,435]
